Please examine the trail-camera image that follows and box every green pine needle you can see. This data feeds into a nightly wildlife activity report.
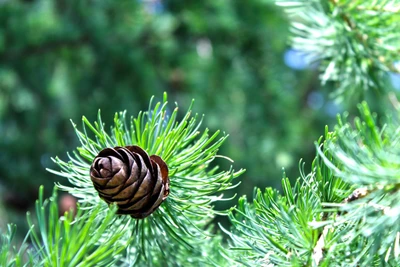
[223,178,322,266]
[276,0,400,100]
[316,101,400,265]
[224,123,352,266]
[47,92,244,265]
[0,224,33,267]
[226,101,400,266]
[26,186,128,267]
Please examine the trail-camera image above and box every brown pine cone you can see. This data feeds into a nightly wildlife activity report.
[90,145,170,219]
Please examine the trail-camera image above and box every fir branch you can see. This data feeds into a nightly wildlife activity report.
[276,0,400,100]
[224,117,365,266]
[312,186,369,265]
[223,148,350,267]
[226,100,400,265]
[314,101,400,266]
[48,93,244,265]
[0,224,33,267]
[26,186,128,267]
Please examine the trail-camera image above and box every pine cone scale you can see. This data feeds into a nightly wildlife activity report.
[110,185,136,201]
[125,162,140,187]
[151,165,163,195]
[150,155,168,183]
[90,173,108,187]
[106,169,128,187]
[123,195,151,211]
[90,145,170,219]
[97,184,124,196]
[128,146,152,169]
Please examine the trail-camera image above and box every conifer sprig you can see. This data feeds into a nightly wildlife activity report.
[226,101,400,266]
[276,0,400,100]
[223,127,351,266]
[26,186,128,267]
[0,224,33,267]
[48,93,244,265]
[315,102,400,265]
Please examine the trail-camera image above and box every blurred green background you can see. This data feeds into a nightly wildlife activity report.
[0,0,340,231]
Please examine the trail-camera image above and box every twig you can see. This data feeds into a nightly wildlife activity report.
[312,187,369,265]
[328,0,400,74]
[343,187,369,203]
[356,5,400,14]
[312,224,331,265]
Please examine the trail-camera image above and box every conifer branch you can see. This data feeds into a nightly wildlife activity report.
[48,93,244,265]
[312,187,369,265]
[314,102,400,265]
[276,0,400,100]
[226,101,400,266]
[0,224,34,266]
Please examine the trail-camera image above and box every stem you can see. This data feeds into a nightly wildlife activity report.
[329,0,400,73]
[312,187,369,265]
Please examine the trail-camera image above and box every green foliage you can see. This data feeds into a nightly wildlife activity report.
[223,184,318,266]
[321,102,400,185]
[49,93,243,266]
[0,186,129,267]
[226,102,400,266]
[0,224,33,267]
[314,102,400,266]
[224,127,351,266]
[26,186,128,267]
[276,0,400,101]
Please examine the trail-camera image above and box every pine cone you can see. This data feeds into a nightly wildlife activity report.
[90,145,170,219]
